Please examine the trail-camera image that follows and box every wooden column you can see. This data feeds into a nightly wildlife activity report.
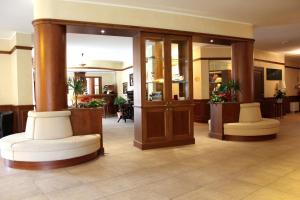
[231,41,254,103]
[34,22,67,111]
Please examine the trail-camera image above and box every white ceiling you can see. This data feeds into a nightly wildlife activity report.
[67,33,133,65]
[1,0,300,61]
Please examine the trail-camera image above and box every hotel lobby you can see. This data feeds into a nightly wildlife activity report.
[1,0,300,199]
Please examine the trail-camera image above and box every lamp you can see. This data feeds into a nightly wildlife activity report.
[79,53,86,67]
[277,80,286,92]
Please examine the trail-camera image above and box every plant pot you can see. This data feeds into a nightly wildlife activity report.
[276,98,283,103]
[117,111,123,118]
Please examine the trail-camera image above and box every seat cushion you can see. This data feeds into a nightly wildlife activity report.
[0,133,100,162]
[239,102,262,122]
[224,118,280,136]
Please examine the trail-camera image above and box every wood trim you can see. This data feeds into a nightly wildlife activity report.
[224,134,277,141]
[68,66,133,72]
[193,57,231,61]
[285,65,300,70]
[3,150,102,170]
[32,18,254,43]
[0,45,33,55]
[254,58,285,66]
[134,138,195,150]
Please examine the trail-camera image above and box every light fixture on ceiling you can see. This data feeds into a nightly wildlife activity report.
[79,53,86,67]
[100,29,105,34]
[287,49,300,55]
[210,39,214,43]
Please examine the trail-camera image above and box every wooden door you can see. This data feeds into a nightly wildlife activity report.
[254,67,264,101]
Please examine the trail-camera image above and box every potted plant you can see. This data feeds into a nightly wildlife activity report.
[209,80,240,104]
[274,89,286,103]
[67,77,86,108]
[114,96,127,118]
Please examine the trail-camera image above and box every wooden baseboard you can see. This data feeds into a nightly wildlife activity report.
[133,138,195,150]
[224,134,277,142]
[3,150,102,170]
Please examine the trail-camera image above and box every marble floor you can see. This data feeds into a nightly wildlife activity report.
[1,114,300,200]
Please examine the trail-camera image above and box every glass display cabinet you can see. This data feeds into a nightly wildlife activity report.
[133,32,194,149]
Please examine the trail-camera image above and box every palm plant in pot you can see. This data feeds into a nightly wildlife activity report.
[67,77,86,108]
[114,96,127,118]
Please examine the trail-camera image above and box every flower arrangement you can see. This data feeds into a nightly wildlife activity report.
[209,80,240,104]
[274,89,286,103]
[78,97,104,108]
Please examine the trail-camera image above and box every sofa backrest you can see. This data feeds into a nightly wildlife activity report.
[25,111,73,140]
[239,102,262,122]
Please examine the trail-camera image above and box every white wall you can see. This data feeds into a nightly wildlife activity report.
[285,67,299,96]
[116,67,133,99]
[0,54,13,104]
[254,49,285,98]
[0,33,33,105]
[33,0,253,39]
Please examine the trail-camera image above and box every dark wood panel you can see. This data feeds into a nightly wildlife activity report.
[232,41,254,103]
[173,110,189,136]
[69,108,104,153]
[145,110,166,138]
[34,22,67,111]
[254,67,264,101]
[0,105,34,133]
[224,134,277,142]
[193,99,210,123]
[210,103,240,140]
[3,150,101,170]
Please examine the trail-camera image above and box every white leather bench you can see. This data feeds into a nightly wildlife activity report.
[0,111,101,169]
[223,103,279,141]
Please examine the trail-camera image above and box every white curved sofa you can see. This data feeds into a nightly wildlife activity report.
[0,111,101,169]
[224,103,279,141]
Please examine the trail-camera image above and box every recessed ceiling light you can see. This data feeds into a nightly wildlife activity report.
[100,29,105,34]
[210,39,214,43]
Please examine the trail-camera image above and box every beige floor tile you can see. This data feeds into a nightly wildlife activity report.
[235,168,280,186]
[34,173,82,193]
[269,177,300,196]
[1,115,300,200]
[243,187,299,200]
[46,184,103,200]
[203,179,261,199]
[173,187,235,200]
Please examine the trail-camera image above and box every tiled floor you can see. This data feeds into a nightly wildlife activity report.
[1,114,300,200]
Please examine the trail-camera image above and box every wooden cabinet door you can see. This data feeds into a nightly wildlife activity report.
[169,105,194,140]
[143,107,169,143]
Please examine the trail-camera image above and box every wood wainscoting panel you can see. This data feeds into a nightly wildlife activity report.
[0,105,34,133]
[210,103,240,140]
[193,99,210,123]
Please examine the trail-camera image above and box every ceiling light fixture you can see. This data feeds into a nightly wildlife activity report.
[210,39,214,43]
[80,53,86,67]
[287,49,300,55]
[100,29,105,34]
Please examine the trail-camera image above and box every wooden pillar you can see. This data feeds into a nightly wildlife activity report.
[34,22,67,111]
[231,41,254,103]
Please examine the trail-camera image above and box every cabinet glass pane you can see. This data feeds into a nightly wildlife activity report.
[171,41,189,100]
[145,39,164,101]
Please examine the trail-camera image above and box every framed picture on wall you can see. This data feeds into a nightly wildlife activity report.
[123,82,128,94]
[129,73,134,86]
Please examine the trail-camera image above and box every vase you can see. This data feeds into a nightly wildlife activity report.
[276,98,283,103]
